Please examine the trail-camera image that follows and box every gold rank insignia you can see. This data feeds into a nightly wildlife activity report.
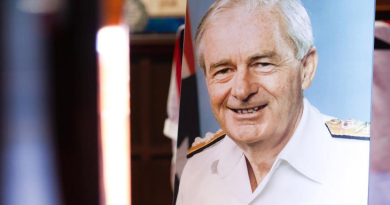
[325,119,370,141]
[187,130,226,158]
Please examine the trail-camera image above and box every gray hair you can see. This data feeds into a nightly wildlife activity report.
[195,0,314,72]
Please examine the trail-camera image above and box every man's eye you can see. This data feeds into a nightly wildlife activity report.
[253,62,274,72]
[216,69,230,75]
[213,68,233,79]
[258,63,271,66]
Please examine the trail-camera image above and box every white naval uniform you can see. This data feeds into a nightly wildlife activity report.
[176,99,370,205]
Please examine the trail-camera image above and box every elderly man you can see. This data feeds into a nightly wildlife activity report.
[176,0,370,204]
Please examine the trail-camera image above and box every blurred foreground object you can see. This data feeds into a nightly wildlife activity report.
[1,0,62,205]
[98,0,131,204]
[17,0,63,14]
[369,21,390,205]
[97,25,131,205]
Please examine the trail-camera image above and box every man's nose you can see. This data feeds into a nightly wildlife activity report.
[231,69,258,101]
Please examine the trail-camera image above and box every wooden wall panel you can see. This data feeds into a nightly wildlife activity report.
[130,34,175,205]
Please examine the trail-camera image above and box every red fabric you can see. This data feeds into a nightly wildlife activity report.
[183,6,196,76]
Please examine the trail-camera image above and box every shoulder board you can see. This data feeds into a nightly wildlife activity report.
[187,131,226,158]
[325,119,370,141]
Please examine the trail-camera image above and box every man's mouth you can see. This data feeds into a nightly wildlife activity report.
[231,104,267,114]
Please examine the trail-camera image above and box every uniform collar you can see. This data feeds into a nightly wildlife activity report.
[216,135,244,178]
[215,98,328,195]
[216,134,252,204]
[278,98,328,184]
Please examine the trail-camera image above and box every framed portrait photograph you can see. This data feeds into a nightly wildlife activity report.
[174,0,375,204]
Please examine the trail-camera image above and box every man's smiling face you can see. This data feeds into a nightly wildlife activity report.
[203,5,306,145]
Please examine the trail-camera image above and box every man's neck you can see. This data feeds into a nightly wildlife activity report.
[242,134,292,192]
[237,104,304,192]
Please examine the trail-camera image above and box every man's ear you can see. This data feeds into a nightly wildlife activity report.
[301,46,318,90]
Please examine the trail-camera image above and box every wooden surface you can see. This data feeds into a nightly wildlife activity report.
[130,33,175,205]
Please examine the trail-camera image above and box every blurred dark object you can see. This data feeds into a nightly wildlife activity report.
[376,0,390,20]
[49,0,100,205]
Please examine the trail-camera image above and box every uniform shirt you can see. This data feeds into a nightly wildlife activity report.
[177,99,370,205]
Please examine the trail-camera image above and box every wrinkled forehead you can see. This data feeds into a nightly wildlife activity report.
[201,5,293,67]
[210,5,284,30]
[200,4,291,54]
